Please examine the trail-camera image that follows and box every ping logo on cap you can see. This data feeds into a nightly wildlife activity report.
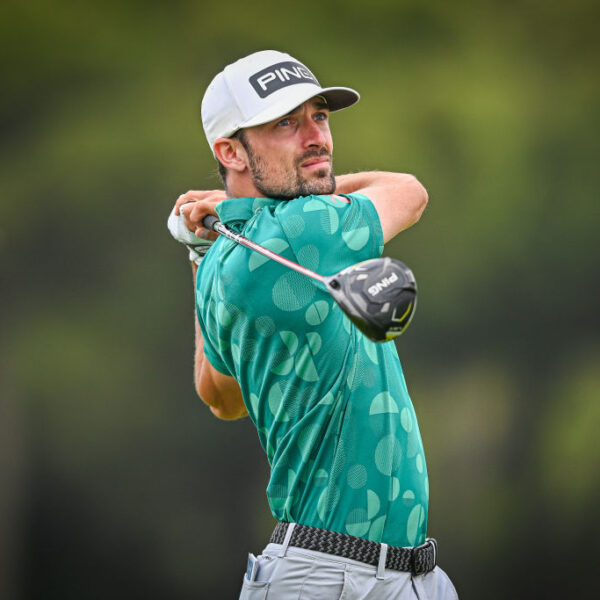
[249,61,319,98]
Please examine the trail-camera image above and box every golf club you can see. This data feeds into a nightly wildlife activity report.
[202,215,417,342]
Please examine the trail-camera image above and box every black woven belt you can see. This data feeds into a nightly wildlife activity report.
[270,522,437,576]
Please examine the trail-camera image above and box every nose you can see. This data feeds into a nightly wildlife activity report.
[301,116,329,149]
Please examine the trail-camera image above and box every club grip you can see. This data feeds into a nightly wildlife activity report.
[202,214,220,231]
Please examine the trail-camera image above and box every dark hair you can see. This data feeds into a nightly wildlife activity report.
[216,130,249,190]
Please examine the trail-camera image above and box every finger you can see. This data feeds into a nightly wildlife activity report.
[195,227,219,241]
[175,192,224,229]
[175,189,226,213]
[187,189,224,199]
[179,202,192,218]
[185,191,227,208]
[179,190,223,204]
[175,193,194,215]
[189,203,211,224]
[179,204,198,232]
[175,190,207,212]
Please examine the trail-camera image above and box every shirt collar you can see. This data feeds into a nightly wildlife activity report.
[215,196,283,227]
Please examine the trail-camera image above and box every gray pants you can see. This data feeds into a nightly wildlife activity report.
[239,540,458,600]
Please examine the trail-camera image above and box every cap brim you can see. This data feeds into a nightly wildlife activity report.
[236,85,360,132]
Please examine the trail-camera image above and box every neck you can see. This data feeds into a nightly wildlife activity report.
[225,172,261,199]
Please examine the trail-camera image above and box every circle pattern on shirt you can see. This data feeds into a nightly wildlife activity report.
[374,434,403,476]
[407,505,426,545]
[282,214,306,238]
[345,508,370,537]
[255,315,276,337]
[272,271,316,311]
[347,464,367,489]
[203,195,428,547]
[305,301,330,326]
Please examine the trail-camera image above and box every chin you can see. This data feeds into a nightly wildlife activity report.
[315,178,336,195]
[301,172,333,194]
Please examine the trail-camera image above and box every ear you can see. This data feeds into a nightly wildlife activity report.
[213,137,248,173]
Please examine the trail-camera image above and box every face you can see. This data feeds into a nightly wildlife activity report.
[240,97,335,200]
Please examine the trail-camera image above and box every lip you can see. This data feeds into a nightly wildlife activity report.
[301,158,330,169]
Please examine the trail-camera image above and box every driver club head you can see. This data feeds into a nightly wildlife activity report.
[324,257,417,342]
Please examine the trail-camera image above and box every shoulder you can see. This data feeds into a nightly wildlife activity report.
[272,193,376,223]
[275,193,372,210]
[267,193,384,266]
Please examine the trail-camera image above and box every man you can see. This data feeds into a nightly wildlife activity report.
[168,50,458,599]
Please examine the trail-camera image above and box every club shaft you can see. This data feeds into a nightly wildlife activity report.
[210,219,325,283]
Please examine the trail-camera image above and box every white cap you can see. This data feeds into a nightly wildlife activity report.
[201,50,360,153]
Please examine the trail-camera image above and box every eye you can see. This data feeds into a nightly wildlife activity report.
[277,117,291,127]
[314,111,328,122]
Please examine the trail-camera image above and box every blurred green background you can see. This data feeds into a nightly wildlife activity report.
[1,0,599,598]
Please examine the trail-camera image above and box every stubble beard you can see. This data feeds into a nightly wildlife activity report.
[245,144,336,200]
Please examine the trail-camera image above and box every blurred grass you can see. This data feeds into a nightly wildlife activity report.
[1,0,599,598]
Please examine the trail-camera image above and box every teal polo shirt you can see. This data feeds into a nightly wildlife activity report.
[196,193,429,547]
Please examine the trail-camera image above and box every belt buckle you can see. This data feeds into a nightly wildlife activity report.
[411,538,437,576]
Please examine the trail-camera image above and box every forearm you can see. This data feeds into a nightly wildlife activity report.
[335,171,428,242]
[336,171,426,198]
[336,171,395,194]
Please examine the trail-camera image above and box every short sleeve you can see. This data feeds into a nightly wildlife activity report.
[200,329,232,376]
[274,192,384,276]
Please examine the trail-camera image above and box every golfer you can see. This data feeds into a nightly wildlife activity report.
[168,50,458,599]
